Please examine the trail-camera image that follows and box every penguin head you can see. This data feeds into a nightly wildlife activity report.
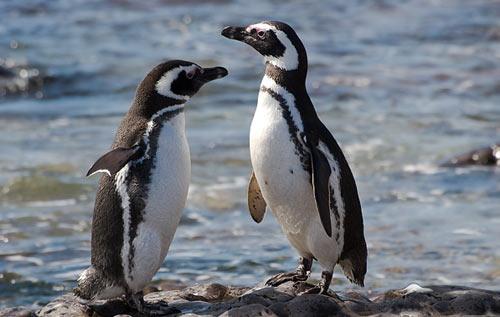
[135,60,227,114]
[151,60,228,100]
[221,21,306,72]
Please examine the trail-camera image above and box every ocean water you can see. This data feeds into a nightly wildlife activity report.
[1,0,499,308]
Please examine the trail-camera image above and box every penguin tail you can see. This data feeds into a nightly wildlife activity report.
[73,267,102,300]
[339,246,367,287]
[74,267,126,301]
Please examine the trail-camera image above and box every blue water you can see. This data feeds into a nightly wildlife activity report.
[1,0,499,309]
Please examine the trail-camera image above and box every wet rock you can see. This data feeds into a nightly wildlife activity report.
[180,283,231,302]
[0,307,35,317]
[441,143,500,167]
[37,294,90,317]
[4,282,500,316]
[219,304,278,317]
[277,294,352,317]
[368,284,500,316]
[144,279,188,294]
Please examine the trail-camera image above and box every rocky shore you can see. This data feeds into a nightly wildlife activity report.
[2,280,499,316]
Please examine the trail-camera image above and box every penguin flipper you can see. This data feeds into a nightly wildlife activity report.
[310,145,333,237]
[248,171,267,223]
[87,145,142,177]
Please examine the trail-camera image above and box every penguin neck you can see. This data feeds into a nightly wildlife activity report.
[262,58,317,120]
[263,35,308,84]
[133,96,187,120]
[264,63,307,93]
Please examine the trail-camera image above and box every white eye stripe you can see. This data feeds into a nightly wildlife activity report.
[268,30,299,70]
[155,65,198,100]
[246,23,274,33]
[246,22,299,71]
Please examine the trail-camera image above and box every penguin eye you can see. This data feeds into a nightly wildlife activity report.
[257,30,266,38]
[186,70,195,79]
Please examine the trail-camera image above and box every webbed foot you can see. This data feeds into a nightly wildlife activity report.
[266,257,312,287]
[298,270,333,296]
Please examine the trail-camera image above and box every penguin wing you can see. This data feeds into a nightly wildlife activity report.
[247,171,267,223]
[87,145,142,177]
[310,144,333,237]
[314,125,367,286]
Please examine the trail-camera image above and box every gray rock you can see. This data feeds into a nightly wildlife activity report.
[218,304,278,317]
[37,294,90,317]
[368,284,500,316]
[4,281,500,316]
[0,307,35,317]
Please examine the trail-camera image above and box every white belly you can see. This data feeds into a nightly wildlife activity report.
[250,80,340,270]
[127,113,190,292]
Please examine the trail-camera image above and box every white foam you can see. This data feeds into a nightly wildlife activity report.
[400,283,433,295]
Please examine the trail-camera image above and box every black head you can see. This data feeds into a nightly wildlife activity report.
[221,21,307,72]
[134,60,228,116]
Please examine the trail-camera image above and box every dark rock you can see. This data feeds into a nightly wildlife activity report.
[219,303,278,317]
[4,281,500,316]
[277,294,353,317]
[441,143,500,167]
[367,284,500,316]
[180,283,231,302]
[88,298,130,317]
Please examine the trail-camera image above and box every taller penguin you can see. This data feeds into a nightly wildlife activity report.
[222,21,367,294]
[74,60,227,314]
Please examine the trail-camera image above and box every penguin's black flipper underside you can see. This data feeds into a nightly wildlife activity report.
[87,145,142,178]
[248,171,267,223]
[310,146,333,237]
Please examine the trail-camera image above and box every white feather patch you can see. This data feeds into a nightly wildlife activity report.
[318,141,345,250]
[155,65,198,100]
[87,169,111,178]
[114,164,132,284]
[77,267,93,283]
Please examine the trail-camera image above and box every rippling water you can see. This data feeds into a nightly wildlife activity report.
[1,0,499,308]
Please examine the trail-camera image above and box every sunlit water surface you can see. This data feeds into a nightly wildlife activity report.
[0,0,499,308]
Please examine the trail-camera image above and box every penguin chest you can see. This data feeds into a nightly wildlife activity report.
[250,89,314,244]
[121,113,190,291]
[142,115,190,250]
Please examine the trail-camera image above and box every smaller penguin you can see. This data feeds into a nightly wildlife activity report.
[222,21,367,294]
[74,60,227,315]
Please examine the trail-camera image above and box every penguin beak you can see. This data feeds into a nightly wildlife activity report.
[197,66,228,83]
[221,26,250,42]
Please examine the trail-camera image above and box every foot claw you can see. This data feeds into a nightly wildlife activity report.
[299,286,339,298]
[266,271,308,287]
[299,286,321,295]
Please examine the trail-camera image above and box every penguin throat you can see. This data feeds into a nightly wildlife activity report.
[136,103,185,164]
[152,103,185,119]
